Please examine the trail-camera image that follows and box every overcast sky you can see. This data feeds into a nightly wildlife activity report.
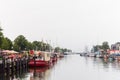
[0,0,120,52]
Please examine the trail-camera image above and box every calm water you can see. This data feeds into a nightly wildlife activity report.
[3,55,120,80]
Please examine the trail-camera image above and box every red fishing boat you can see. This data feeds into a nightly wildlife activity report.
[28,51,52,67]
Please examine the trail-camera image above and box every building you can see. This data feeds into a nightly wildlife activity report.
[111,42,120,50]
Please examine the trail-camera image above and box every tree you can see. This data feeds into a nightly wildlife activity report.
[93,45,102,52]
[42,43,51,51]
[67,49,72,52]
[13,43,19,51]
[32,41,52,51]
[45,43,51,51]
[32,41,42,50]
[1,37,13,50]
[102,41,109,52]
[61,48,72,53]
[13,35,28,51]
[54,47,60,53]
[26,42,34,50]
[0,27,4,48]
[54,47,72,53]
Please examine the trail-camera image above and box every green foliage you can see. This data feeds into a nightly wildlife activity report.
[13,43,19,51]
[92,41,109,52]
[1,38,8,49]
[31,41,52,51]
[26,42,33,50]
[13,35,28,51]
[0,27,72,52]
[54,47,72,53]
[1,37,13,50]
[93,45,102,52]
[32,41,42,50]
[0,27,3,48]
[54,47,60,53]
[102,41,109,51]
[45,44,51,51]
[0,27,13,50]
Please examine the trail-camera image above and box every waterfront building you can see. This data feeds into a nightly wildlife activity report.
[111,42,120,50]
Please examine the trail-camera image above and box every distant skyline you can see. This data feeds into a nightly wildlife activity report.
[0,0,120,52]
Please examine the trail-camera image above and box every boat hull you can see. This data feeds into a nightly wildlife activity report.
[28,60,50,67]
[51,57,57,62]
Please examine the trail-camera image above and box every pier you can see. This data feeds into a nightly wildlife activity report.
[0,56,28,80]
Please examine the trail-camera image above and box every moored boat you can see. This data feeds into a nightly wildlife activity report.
[28,51,51,67]
[51,53,57,62]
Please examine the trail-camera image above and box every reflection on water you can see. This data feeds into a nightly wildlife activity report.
[0,67,28,80]
[2,55,120,80]
[92,57,120,71]
[29,67,51,80]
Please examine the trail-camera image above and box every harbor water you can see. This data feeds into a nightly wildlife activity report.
[2,55,120,80]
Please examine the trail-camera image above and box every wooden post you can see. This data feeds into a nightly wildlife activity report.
[22,57,25,68]
[0,56,3,73]
[21,57,23,68]
[6,57,10,74]
[15,58,18,70]
[2,57,5,73]
[33,55,36,67]
[11,58,13,72]
[27,55,30,68]
[23,57,25,68]
[25,57,27,68]
[19,58,21,71]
